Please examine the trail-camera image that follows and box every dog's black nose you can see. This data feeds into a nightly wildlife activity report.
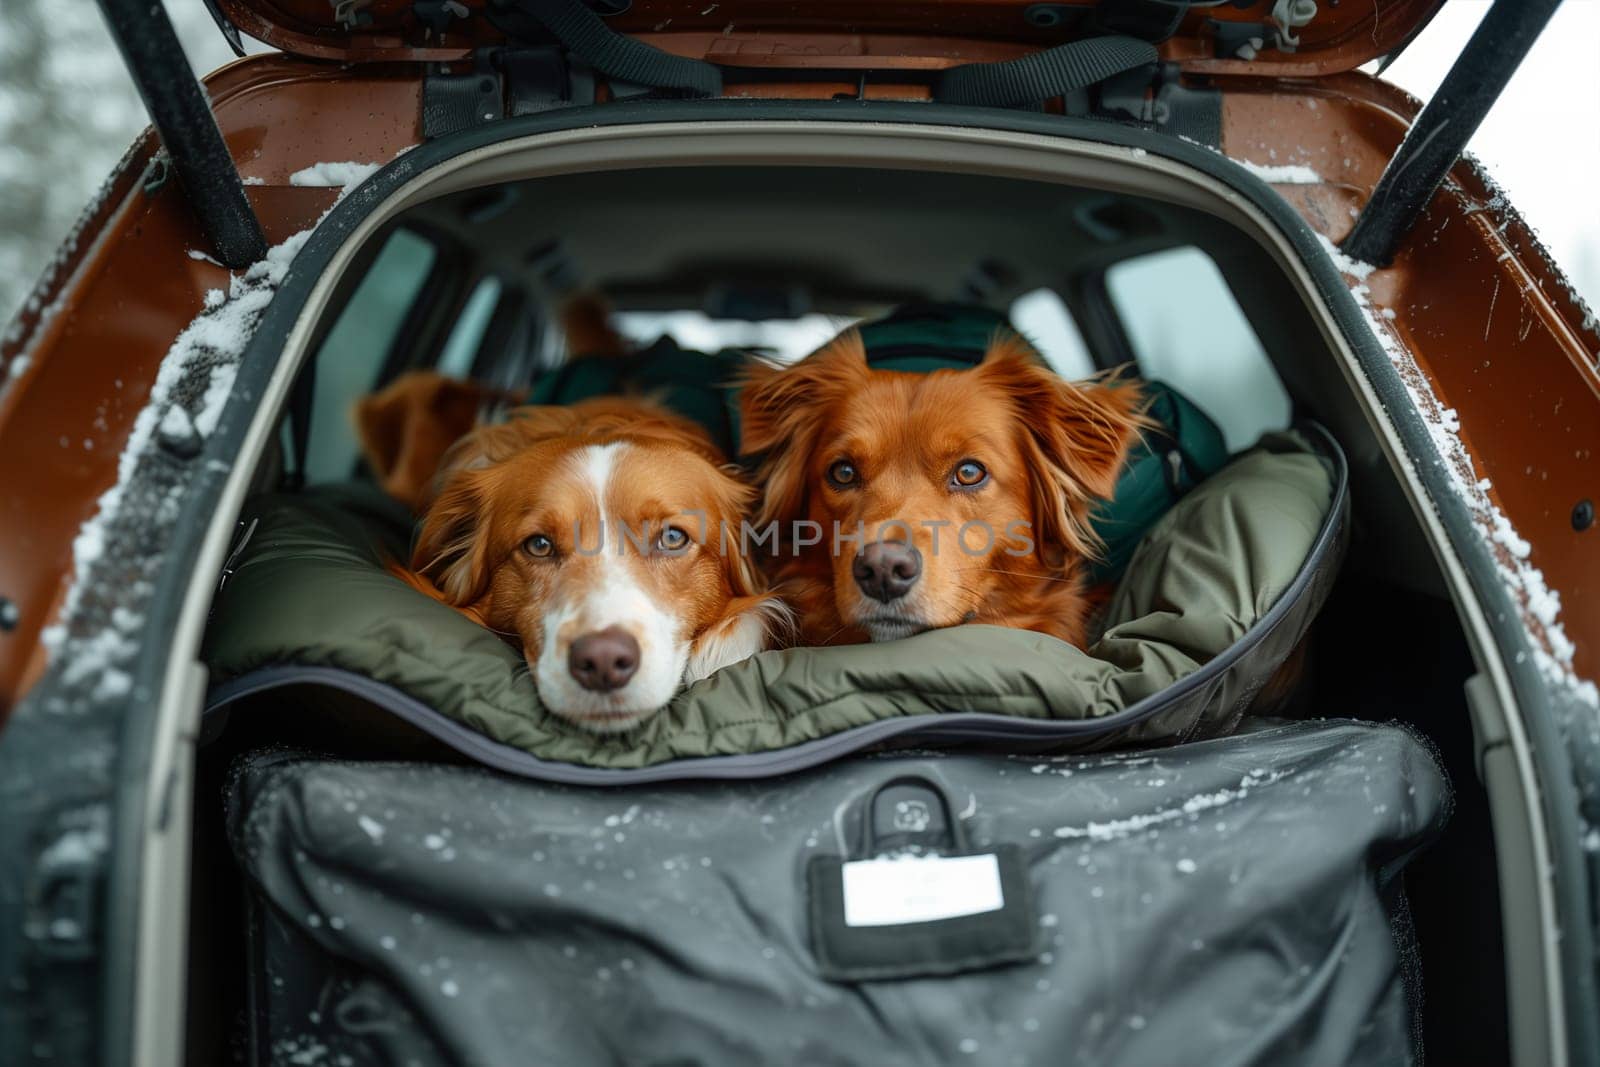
[568,628,640,691]
[853,541,923,603]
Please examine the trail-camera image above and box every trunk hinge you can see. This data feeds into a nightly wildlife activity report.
[1343,0,1563,267]
[422,45,597,139]
[1095,61,1222,151]
[95,0,268,269]
[1204,0,1320,61]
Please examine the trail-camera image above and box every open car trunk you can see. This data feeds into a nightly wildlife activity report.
[154,117,1530,1066]
[4,0,1594,1058]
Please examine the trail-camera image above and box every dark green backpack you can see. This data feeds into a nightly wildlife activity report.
[523,335,748,454]
[520,303,1229,583]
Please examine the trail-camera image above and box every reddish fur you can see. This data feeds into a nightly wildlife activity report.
[399,396,785,668]
[353,372,512,512]
[386,560,489,627]
[740,330,1148,648]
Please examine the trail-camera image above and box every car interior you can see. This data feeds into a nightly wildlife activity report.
[186,164,1508,1063]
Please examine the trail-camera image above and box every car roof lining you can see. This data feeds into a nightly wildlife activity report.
[398,165,1201,314]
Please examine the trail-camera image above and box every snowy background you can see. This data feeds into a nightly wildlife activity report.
[0,0,1596,327]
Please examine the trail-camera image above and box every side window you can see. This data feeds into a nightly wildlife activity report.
[303,228,437,484]
[1104,247,1291,452]
[436,276,504,379]
[1008,288,1094,379]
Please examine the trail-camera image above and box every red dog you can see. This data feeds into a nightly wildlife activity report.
[739,330,1145,648]
[393,396,790,732]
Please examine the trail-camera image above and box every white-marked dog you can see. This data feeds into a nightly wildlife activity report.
[395,396,791,733]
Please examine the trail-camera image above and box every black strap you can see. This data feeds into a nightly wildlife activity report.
[934,35,1157,109]
[503,0,722,98]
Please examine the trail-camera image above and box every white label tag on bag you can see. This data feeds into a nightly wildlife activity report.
[840,853,1005,927]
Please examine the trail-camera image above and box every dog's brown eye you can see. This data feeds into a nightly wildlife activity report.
[655,525,690,553]
[523,534,555,558]
[826,460,858,488]
[952,460,988,488]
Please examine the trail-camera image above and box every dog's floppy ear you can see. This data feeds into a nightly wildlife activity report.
[703,466,770,600]
[685,594,795,682]
[979,333,1149,563]
[738,330,870,527]
[353,387,407,486]
[686,465,795,681]
[412,467,496,606]
[355,371,506,511]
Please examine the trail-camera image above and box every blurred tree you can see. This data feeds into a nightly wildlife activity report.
[0,0,242,324]
[0,0,69,322]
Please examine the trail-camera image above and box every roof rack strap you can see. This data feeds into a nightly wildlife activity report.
[934,35,1157,109]
[502,0,722,98]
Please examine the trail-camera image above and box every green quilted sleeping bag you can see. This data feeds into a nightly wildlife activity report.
[202,427,1346,780]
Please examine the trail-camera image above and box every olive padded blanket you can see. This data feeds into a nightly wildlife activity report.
[203,429,1346,778]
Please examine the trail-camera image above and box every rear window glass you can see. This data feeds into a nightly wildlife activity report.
[612,311,851,363]
[437,277,504,379]
[1009,288,1094,379]
[612,296,1096,376]
[304,228,436,484]
[1105,247,1291,452]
